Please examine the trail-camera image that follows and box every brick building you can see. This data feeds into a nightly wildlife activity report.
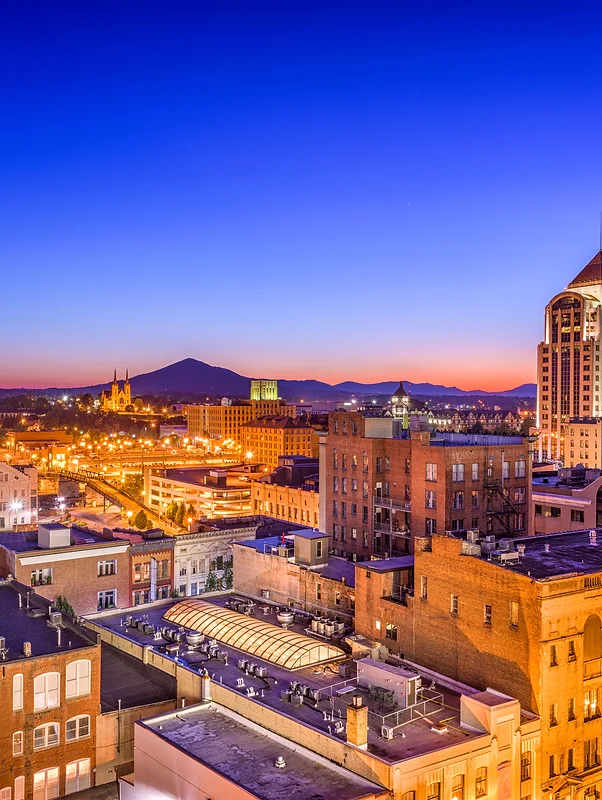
[0,524,130,615]
[325,413,532,560]
[354,529,602,800]
[532,466,602,534]
[0,580,101,799]
[241,416,315,472]
[110,529,174,606]
[233,528,356,622]
[186,399,296,445]
[0,463,38,531]
[250,455,320,528]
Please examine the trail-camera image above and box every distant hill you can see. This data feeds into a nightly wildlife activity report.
[0,358,537,400]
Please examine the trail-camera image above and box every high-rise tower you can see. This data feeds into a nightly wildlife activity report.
[537,251,602,462]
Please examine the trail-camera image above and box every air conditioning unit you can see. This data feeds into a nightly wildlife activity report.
[261,589,270,599]
[381,725,395,740]
[49,612,62,626]
[0,636,5,651]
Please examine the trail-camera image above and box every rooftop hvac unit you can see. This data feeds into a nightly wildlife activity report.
[381,726,395,740]
[291,693,304,707]
[499,538,514,551]
[0,636,5,651]
[261,589,270,599]
[49,612,61,626]
[238,658,248,671]
[466,529,480,544]
[499,551,520,564]
[256,666,267,678]
[125,615,133,626]
[217,651,228,663]
[280,690,292,703]
[484,535,496,543]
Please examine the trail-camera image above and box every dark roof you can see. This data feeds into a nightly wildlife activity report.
[241,415,312,430]
[100,642,176,712]
[568,250,602,288]
[392,380,409,399]
[316,557,356,587]
[292,529,328,540]
[0,582,97,663]
[0,528,125,554]
[356,556,415,573]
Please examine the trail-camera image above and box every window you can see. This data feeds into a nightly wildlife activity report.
[471,490,479,508]
[34,673,60,711]
[425,463,437,482]
[510,601,519,628]
[66,715,90,742]
[571,509,585,523]
[420,576,428,600]
[427,783,440,800]
[31,568,53,586]
[521,751,531,781]
[13,674,23,711]
[450,594,459,615]
[66,660,91,699]
[335,592,341,606]
[14,778,24,800]
[1,789,10,800]
[550,644,558,667]
[483,604,492,626]
[402,793,415,800]
[568,698,576,721]
[515,459,526,478]
[584,737,599,769]
[550,507,561,518]
[472,462,479,481]
[425,518,436,535]
[333,477,338,493]
[549,755,556,778]
[34,723,59,750]
[568,640,576,662]
[385,623,398,641]
[316,541,323,558]
[475,767,487,797]
[425,490,436,509]
[550,703,558,726]
[65,759,91,794]
[452,463,464,482]
[376,457,382,473]
[453,491,464,510]
[98,590,116,609]
[316,583,322,601]
[452,774,464,800]
[98,559,116,576]
[13,731,23,756]
[585,689,600,720]
[568,747,575,771]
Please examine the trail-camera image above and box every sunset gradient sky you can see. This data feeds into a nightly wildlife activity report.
[3,1,602,391]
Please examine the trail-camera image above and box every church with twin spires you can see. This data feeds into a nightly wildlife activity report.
[101,369,132,412]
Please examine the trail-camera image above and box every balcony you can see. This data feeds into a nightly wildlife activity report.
[373,496,411,512]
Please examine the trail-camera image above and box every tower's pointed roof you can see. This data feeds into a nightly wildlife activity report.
[568,251,602,289]
[393,380,409,399]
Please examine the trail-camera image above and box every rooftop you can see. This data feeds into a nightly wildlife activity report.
[470,529,602,580]
[90,595,512,764]
[242,415,312,430]
[568,250,602,288]
[100,641,176,712]
[0,526,126,554]
[141,703,387,800]
[427,432,524,447]
[0,581,97,663]
[356,556,414,573]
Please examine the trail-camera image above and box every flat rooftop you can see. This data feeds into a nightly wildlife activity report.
[475,529,602,580]
[356,556,414,573]
[0,582,96,663]
[141,703,387,800]
[100,642,176,712]
[0,527,126,554]
[90,595,499,764]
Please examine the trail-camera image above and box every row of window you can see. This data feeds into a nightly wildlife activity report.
[425,460,526,482]
[1,759,90,800]
[12,715,90,755]
[400,767,488,800]
[13,660,91,712]
[418,582,521,627]
[549,740,599,777]
[332,420,359,435]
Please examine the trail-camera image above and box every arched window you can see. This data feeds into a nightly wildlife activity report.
[66,715,90,741]
[66,660,91,698]
[33,672,60,710]
[33,722,59,750]
[584,615,602,661]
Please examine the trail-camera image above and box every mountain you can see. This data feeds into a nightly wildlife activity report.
[0,358,537,399]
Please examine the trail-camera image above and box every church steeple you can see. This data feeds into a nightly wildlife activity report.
[113,368,117,384]
[125,369,129,383]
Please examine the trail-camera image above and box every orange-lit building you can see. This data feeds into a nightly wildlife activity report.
[241,416,314,472]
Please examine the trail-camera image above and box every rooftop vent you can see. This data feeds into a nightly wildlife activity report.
[590,530,597,546]
[517,543,526,556]
[23,641,32,658]
[274,756,286,769]
[544,543,551,553]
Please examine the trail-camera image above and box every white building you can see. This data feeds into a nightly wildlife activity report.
[0,463,37,530]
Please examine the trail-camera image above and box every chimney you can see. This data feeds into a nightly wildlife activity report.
[201,669,212,702]
[346,695,368,749]
[23,642,32,658]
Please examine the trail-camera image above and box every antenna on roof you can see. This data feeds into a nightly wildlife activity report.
[599,212,602,252]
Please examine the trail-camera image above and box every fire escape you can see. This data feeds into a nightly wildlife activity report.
[482,446,521,537]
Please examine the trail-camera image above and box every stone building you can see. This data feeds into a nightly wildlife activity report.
[101,369,132,412]
[250,455,319,528]
[186,399,296,444]
[325,413,532,560]
[241,415,315,472]
[0,580,101,799]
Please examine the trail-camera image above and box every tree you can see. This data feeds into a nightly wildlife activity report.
[134,510,148,530]
[470,422,484,434]
[186,503,196,519]
[204,571,221,593]
[166,500,178,521]
[55,595,75,616]
[122,473,144,497]
[175,502,185,526]
[222,566,233,589]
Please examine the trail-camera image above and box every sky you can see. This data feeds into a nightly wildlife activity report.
[3,0,602,391]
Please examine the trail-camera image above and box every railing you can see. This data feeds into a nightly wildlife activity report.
[373,497,411,511]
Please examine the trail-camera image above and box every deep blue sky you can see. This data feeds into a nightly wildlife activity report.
[3,0,602,390]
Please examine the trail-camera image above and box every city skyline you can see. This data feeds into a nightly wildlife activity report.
[4,2,602,389]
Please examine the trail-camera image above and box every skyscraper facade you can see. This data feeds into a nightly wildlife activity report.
[537,252,602,463]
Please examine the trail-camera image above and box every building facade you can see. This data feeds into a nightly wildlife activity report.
[0,463,37,530]
[250,378,279,400]
[145,467,253,520]
[187,399,296,444]
[0,581,101,800]
[537,251,602,463]
[241,416,315,472]
[325,413,532,560]
[532,467,602,534]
